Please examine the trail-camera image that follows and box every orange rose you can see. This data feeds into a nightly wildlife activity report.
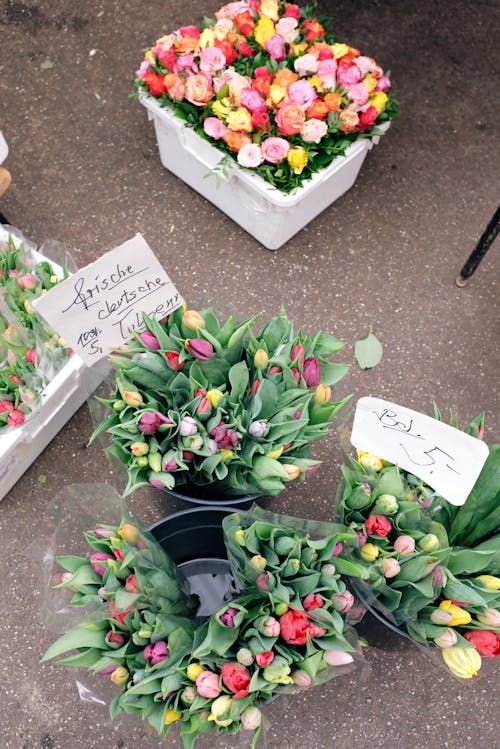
[275,102,306,135]
[301,19,325,40]
[175,36,199,54]
[185,73,214,106]
[348,46,361,58]
[164,73,186,101]
[307,100,329,120]
[338,109,359,133]
[273,68,298,88]
[324,92,342,112]
[224,131,252,152]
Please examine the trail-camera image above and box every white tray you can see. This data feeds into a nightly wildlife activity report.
[140,94,389,250]
[0,227,106,500]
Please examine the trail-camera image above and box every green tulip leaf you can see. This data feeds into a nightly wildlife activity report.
[354,332,383,370]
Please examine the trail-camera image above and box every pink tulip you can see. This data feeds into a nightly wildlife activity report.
[17,273,37,290]
[90,552,114,576]
[186,338,214,360]
[195,671,221,698]
[25,348,38,366]
[139,331,161,350]
[220,607,238,627]
[323,650,354,666]
[144,640,169,665]
[332,591,354,613]
[7,409,25,426]
[303,357,321,387]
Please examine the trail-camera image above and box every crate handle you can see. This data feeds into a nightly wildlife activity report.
[26,379,80,441]
[178,129,234,183]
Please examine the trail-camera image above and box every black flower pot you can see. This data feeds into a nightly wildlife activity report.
[162,482,262,508]
[148,506,240,617]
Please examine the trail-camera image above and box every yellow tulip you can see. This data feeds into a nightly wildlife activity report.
[226,107,253,133]
[476,575,500,590]
[314,384,331,405]
[123,390,143,407]
[357,450,384,472]
[165,708,182,725]
[283,464,301,480]
[206,389,224,408]
[438,600,472,626]
[308,75,324,93]
[212,98,231,119]
[182,309,204,330]
[118,524,139,544]
[442,647,481,679]
[254,349,269,369]
[360,543,379,562]
[259,0,279,20]
[266,446,283,460]
[186,663,204,681]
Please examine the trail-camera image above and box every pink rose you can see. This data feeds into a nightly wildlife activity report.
[200,47,227,75]
[237,143,263,168]
[275,102,306,135]
[275,16,298,43]
[135,60,150,79]
[178,25,200,38]
[300,118,327,143]
[185,73,214,106]
[375,74,392,93]
[288,80,317,109]
[203,117,228,140]
[176,53,198,74]
[347,82,369,106]
[215,1,250,19]
[354,56,377,75]
[317,59,337,90]
[294,53,319,77]
[196,671,221,698]
[265,34,286,62]
[338,109,359,133]
[336,64,362,88]
[240,87,267,113]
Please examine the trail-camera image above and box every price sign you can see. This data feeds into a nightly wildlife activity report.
[351,397,489,505]
[33,234,182,365]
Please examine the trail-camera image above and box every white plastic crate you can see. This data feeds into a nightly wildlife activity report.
[140,94,389,250]
[0,131,8,165]
[0,228,106,500]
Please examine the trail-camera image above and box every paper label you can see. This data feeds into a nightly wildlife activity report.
[351,396,489,505]
[33,234,182,365]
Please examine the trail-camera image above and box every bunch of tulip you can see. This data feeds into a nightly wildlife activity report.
[134,1,398,192]
[335,408,500,678]
[91,306,350,498]
[0,233,70,429]
[43,506,365,747]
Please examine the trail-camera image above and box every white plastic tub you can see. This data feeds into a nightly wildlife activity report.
[140,94,389,250]
[0,228,106,500]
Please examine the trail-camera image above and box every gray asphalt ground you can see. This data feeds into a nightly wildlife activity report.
[0,1,499,748]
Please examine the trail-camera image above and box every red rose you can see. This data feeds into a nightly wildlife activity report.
[234,11,255,36]
[251,111,270,132]
[279,608,310,645]
[256,650,274,667]
[365,515,392,537]
[337,53,354,67]
[464,630,500,657]
[214,39,237,65]
[178,25,200,38]
[237,40,255,57]
[317,47,334,61]
[285,3,301,20]
[144,71,165,97]
[301,19,325,40]
[158,48,177,72]
[254,66,272,81]
[221,663,251,698]
[358,106,379,132]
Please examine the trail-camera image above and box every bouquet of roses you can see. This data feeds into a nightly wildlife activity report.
[335,407,500,679]
[134,1,398,192]
[42,503,365,747]
[91,306,350,498]
[0,232,70,429]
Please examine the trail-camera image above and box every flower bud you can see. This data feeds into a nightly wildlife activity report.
[166,351,184,370]
[266,446,284,460]
[381,557,401,578]
[113,399,125,410]
[283,463,301,480]
[181,686,197,704]
[165,708,182,725]
[186,662,204,681]
[269,366,281,375]
[356,530,368,547]
[303,357,321,387]
[430,608,453,625]
[418,534,440,552]
[25,348,38,366]
[439,600,472,626]
[394,535,415,555]
[314,384,331,404]
[373,493,399,515]
[251,555,267,571]
[303,593,324,611]
[241,706,262,731]
[360,543,379,562]
[206,388,223,407]
[248,420,269,438]
[442,647,481,679]
[125,574,140,593]
[321,563,336,576]
[477,608,500,627]
[274,602,288,616]
[332,591,354,613]
[220,607,238,627]
[106,632,126,647]
[17,273,37,290]
[186,338,214,360]
[95,527,115,539]
[90,552,113,576]
[138,628,152,639]
[282,558,300,577]
[137,456,148,467]
[260,616,281,638]
[209,695,233,725]
[123,390,143,407]
[292,670,312,687]
[234,529,246,546]
[131,441,149,457]
[180,415,198,436]
[110,666,129,685]
[183,309,204,330]
[434,628,458,649]
[139,331,161,349]
[148,452,162,472]
[274,536,296,556]
[357,450,384,472]
[189,435,204,450]
[236,648,254,666]
[476,575,500,591]
[196,397,211,415]
[323,650,354,666]
[254,349,269,369]
[291,344,305,367]
[118,523,139,544]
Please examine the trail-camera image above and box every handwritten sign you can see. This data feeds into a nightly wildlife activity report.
[351,397,489,505]
[33,234,182,365]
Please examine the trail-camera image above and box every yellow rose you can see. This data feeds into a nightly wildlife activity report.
[442,647,481,679]
[199,28,215,48]
[290,42,308,56]
[259,0,279,21]
[207,389,224,407]
[287,145,308,175]
[370,91,388,114]
[226,106,253,133]
[332,43,349,59]
[186,663,204,681]
[145,50,155,63]
[308,75,324,93]
[254,17,276,47]
[266,446,283,460]
[476,575,500,590]
[269,84,287,105]
[357,450,384,472]
[438,600,472,626]
[165,708,182,725]
[360,543,379,562]
[363,74,378,93]
[214,22,230,41]
[212,98,231,119]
